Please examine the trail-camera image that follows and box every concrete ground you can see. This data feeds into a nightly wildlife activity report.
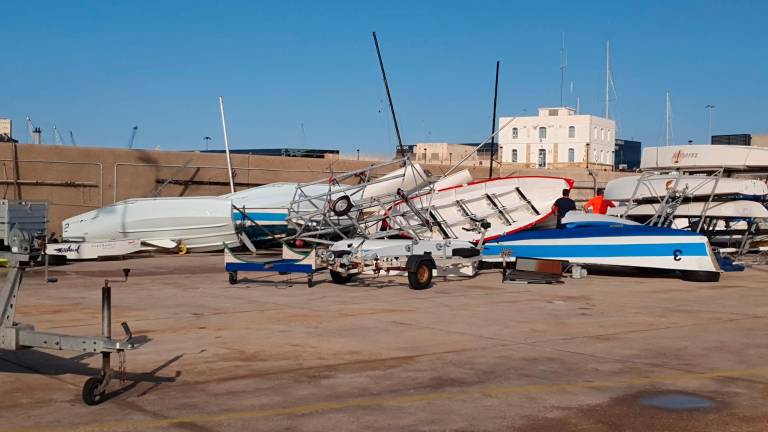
[1,254,767,431]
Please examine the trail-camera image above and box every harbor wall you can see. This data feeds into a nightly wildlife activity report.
[0,143,630,237]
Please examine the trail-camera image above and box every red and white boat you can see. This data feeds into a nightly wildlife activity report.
[386,176,573,242]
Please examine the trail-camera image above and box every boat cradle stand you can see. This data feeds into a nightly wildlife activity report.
[0,265,138,405]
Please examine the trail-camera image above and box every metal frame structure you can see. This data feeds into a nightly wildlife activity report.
[0,200,140,405]
[621,169,724,230]
[285,158,435,244]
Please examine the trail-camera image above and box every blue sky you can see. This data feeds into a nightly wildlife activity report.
[3,1,767,156]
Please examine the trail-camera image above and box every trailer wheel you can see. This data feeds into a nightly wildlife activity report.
[681,271,721,282]
[408,261,434,290]
[228,271,238,285]
[82,377,106,406]
[330,270,354,284]
[307,273,314,288]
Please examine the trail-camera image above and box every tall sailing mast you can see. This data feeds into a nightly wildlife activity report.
[604,40,611,119]
[665,92,673,146]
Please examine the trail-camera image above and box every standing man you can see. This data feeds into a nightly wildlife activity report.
[584,188,615,214]
[553,188,577,228]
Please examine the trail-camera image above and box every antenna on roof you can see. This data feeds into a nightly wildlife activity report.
[372,32,405,159]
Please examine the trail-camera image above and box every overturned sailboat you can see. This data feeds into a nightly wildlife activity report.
[482,212,721,281]
[386,176,573,242]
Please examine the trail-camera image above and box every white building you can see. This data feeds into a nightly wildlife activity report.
[498,107,615,170]
[0,118,11,139]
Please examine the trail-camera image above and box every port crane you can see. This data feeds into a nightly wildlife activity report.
[128,126,138,149]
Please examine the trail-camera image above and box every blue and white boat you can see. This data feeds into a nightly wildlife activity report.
[482,213,721,281]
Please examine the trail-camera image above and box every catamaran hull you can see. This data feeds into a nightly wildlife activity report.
[482,225,720,279]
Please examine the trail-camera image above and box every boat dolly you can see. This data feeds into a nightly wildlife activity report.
[1,255,140,405]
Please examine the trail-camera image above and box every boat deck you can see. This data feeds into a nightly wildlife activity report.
[1,254,767,431]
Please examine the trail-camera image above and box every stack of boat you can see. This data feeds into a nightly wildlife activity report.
[603,145,768,249]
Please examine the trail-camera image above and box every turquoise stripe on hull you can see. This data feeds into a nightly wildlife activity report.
[232,212,288,222]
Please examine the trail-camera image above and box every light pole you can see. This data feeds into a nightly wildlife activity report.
[705,104,715,144]
[356,149,360,160]
[203,136,212,151]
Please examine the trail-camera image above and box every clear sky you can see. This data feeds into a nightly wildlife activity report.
[3,1,767,156]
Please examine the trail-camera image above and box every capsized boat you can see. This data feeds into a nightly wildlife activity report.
[62,163,433,253]
[481,213,721,281]
[62,196,239,252]
[386,176,573,242]
[604,174,768,202]
[608,200,768,219]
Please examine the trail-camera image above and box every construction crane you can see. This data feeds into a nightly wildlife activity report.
[128,125,138,149]
[53,124,65,145]
[25,117,35,143]
[69,131,77,146]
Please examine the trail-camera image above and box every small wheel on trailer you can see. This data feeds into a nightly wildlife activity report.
[82,376,107,406]
[228,271,238,285]
[330,270,354,285]
[407,260,434,290]
[307,273,314,288]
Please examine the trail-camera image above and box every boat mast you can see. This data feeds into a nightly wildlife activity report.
[372,32,405,159]
[218,96,235,194]
[489,61,500,179]
[604,40,610,119]
[560,33,567,107]
[665,92,672,146]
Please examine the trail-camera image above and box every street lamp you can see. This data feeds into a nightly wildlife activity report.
[705,105,715,144]
[356,149,360,160]
[203,136,212,151]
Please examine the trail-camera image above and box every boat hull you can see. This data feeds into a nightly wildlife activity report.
[387,176,572,242]
[605,174,768,202]
[63,197,239,252]
[482,224,720,275]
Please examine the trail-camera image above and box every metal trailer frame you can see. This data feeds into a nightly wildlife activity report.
[618,169,768,257]
[224,244,319,287]
[621,169,724,230]
[285,158,435,245]
[1,261,138,405]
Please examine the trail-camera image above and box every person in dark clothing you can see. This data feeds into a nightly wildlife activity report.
[553,188,577,228]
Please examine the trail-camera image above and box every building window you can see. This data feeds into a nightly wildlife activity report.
[568,126,575,138]
[601,128,605,140]
[511,149,518,162]
[548,109,559,116]
[539,127,547,140]
[512,127,518,139]
[568,148,575,162]
[593,127,598,139]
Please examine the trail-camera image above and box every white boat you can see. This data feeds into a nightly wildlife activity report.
[481,214,721,281]
[61,164,431,253]
[641,145,768,171]
[62,197,239,252]
[608,200,768,219]
[604,174,768,202]
[387,176,573,242]
[46,239,141,260]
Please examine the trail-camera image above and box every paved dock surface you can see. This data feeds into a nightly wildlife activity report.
[1,255,767,431]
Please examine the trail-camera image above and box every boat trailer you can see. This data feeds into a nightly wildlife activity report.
[0,200,141,405]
